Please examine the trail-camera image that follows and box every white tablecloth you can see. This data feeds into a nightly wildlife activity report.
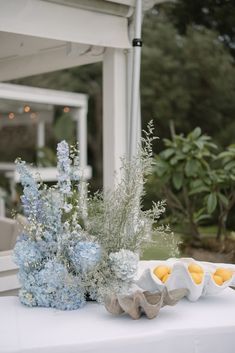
[1,288,235,353]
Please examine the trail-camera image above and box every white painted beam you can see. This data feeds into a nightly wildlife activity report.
[74,107,88,170]
[8,167,92,183]
[0,83,88,107]
[103,48,128,191]
[0,45,102,81]
[0,0,130,49]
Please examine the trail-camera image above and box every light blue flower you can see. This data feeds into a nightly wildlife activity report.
[109,249,139,281]
[19,289,37,307]
[18,269,41,292]
[39,260,68,289]
[16,160,41,219]
[13,238,43,271]
[40,190,63,239]
[53,284,85,310]
[69,241,102,272]
[39,260,85,310]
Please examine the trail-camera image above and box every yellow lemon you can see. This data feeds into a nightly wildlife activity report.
[153,266,170,280]
[213,274,223,286]
[190,272,203,284]
[214,268,232,282]
[162,273,170,283]
[188,263,203,274]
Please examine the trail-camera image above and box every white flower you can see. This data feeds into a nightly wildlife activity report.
[109,249,139,281]
[63,203,73,213]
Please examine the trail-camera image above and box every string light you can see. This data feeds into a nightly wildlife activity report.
[24,105,31,113]
[63,106,70,113]
[8,112,15,120]
[30,112,37,119]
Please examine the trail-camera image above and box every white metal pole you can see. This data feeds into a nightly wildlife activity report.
[129,0,142,159]
[74,106,88,224]
[103,48,127,192]
[37,120,45,149]
[0,197,5,217]
[76,106,88,170]
[37,120,45,165]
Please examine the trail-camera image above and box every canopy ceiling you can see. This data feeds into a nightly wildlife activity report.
[0,0,165,81]
[0,0,168,190]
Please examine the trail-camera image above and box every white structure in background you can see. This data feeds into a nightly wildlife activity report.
[0,83,91,216]
[0,217,20,296]
[0,83,90,174]
[0,0,166,191]
[0,0,166,294]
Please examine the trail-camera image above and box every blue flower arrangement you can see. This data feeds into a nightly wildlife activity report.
[14,124,171,310]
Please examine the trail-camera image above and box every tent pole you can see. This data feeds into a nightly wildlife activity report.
[129,0,142,159]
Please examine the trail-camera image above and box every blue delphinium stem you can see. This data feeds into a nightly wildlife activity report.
[15,160,41,220]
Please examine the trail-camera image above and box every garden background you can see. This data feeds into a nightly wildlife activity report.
[1,0,235,262]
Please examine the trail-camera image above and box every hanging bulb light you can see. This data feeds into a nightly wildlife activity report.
[30,112,37,119]
[24,105,31,113]
[63,106,70,113]
[8,112,15,120]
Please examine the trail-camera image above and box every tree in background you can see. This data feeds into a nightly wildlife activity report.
[5,0,235,193]
[163,0,235,56]
[141,11,235,147]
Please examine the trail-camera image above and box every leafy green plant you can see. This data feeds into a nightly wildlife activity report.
[154,127,217,240]
[37,146,57,167]
[216,145,235,239]
[189,145,235,240]
[54,113,75,144]
[153,128,235,242]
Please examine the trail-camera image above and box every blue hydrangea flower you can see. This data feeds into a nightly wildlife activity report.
[39,260,85,310]
[13,238,43,271]
[109,249,139,281]
[18,269,52,308]
[19,260,85,310]
[53,284,85,310]
[39,260,68,289]
[18,289,37,307]
[18,269,41,292]
[69,241,102,272]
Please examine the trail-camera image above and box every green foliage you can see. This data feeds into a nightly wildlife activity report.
[54,113,75,144]
[86,123,179,255]
[162,0,235,56]
[37,146,57,167]
[141,11,235,147]
[9,2,235,196]
[153,127,235,241]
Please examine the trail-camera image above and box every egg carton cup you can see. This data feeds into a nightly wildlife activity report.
[135,258,235,302]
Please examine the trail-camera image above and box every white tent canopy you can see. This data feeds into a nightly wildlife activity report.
[0,0,163,191]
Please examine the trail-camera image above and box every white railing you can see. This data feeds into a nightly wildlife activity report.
[0,217,21,296]
[0,250,20,296]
